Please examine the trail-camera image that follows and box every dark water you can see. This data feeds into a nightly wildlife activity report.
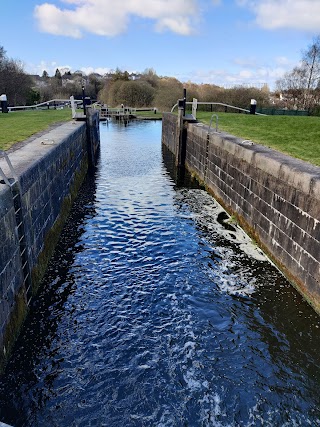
[1,120,320,427]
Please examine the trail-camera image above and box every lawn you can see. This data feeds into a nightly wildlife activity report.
[134,110,163,119]
[0,109,72,150]
[195,111,320,167]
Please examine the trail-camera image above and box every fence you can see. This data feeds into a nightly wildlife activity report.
[256,108,308,116]
[6,99,82,112]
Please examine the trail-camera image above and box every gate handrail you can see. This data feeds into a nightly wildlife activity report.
[171,101,267,116]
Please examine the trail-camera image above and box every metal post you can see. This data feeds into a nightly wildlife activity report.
[183,88,186,117]
[82,85,86,115]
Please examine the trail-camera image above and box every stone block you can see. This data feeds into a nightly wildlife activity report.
[278,162,316,194]
[252,150,282,178]
[275,195,311,232]
[299,251,319,279]
[307,217,320,241]
[251,207,271,235]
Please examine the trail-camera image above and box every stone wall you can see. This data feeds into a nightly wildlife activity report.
[0,185,25,359]
[161,112,179,155]
[162,113,320,314]
[0,113,100,368]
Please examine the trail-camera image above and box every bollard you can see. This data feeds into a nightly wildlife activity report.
[250,99,257,115]
[0,94,8,113]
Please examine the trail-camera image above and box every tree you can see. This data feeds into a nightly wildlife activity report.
[224,87,270,110]
[301,36,320,109]
[26,88,40,105]
[54,68,62,87]
[276,35,320,113]
[119,80,155,107]
[184,81,200,102]
[112,68,130,81]
[141,68,159,88]
[0,46,33,105]
[87,73,103,100]
[153,78,183,111]
[197,84,223,103]
[276,66,306,109]
[0,46,6,63]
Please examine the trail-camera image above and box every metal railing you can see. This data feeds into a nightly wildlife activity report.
[7,98,82,112]
[0,150,19,185]
[208,114,219,133]
[171,101,267,116]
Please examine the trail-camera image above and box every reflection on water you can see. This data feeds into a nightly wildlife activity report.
[0,119,319,427]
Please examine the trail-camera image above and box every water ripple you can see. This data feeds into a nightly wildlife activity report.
[0,120,319,427]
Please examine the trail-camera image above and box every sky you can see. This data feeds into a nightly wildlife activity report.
[1,0,319,90]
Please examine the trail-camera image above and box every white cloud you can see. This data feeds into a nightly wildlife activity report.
[26,60,61,75]
[233,57,260,68]
[275,56,291,66]
[80,66,113,75]
[26,60,115,76]
[34,0,199,38]
[177,61,288,89]
[234,55,294,70]
[239,69,253,78]
[237,0,320,31]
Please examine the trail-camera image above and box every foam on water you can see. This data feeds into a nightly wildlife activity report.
[180,189,267,262]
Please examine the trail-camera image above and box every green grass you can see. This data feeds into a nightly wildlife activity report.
[196,111,320,166]
[134,110,163,119]
[0,109,72,150]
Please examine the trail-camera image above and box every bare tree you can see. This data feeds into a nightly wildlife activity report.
[276,35,320,112]
[141,68,159,88]
[302,36,320,109]
[276,66,306,109]
[0,47,33,105]
[87,73,103,100]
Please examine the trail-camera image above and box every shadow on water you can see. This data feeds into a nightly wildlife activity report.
[0,169,99,426]
[162,144,201,189]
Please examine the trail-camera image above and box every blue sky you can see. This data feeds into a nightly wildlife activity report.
[1,0,319,89]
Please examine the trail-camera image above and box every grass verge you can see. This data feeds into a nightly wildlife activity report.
[0,109,72,150]
[196,111,320,167]
[134,110,163,120]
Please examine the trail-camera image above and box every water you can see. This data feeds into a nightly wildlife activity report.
[1,119,320,427]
